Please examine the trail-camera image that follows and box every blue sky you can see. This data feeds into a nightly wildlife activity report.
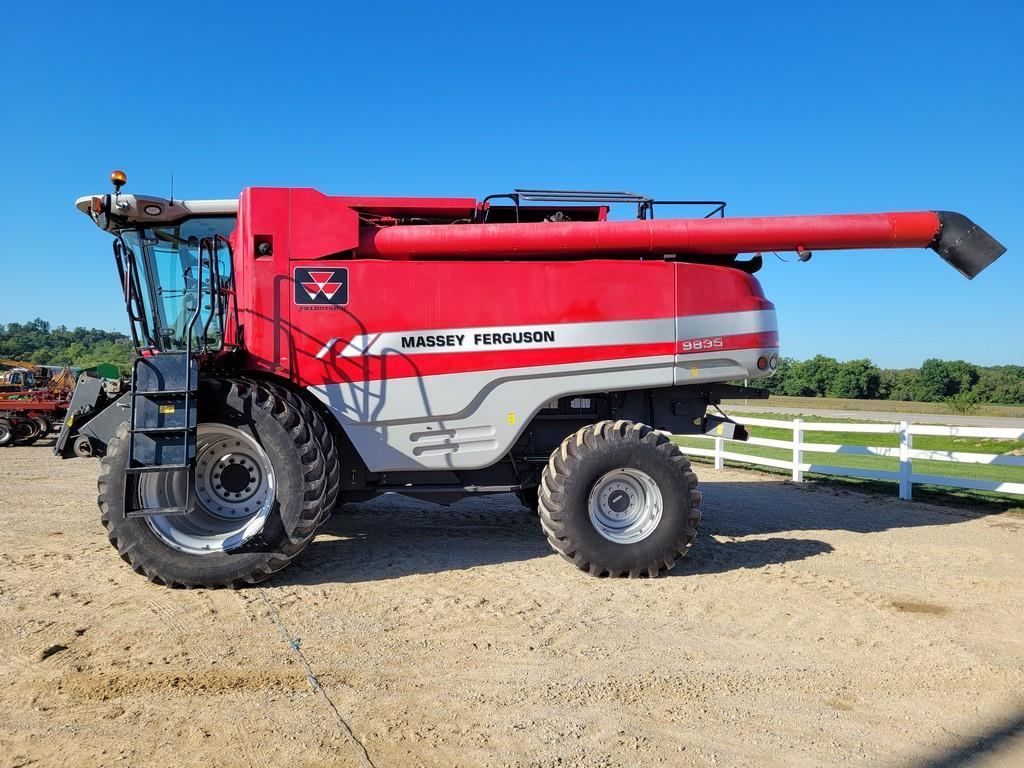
[1,1,1020,368]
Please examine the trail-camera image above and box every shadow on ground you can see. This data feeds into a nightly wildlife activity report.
[910,703,1024,768]
[273,478,982,586]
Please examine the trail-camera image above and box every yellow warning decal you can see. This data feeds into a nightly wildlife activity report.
[507,412,516,425]
[716,424,725,435]
[159,405,176,415]
[690,367,699,377]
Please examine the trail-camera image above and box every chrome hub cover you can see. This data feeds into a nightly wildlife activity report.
[587,468,664,544]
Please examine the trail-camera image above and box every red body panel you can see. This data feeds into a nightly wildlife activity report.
[233,254,775,388]
[331,195,477,218]
[227,188,789,392]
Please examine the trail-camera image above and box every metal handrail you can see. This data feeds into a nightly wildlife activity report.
[481,189,729,222]
[187,239,206,355]
[198,238,217,351]
[214,234,240,346]
[113,236,156,350]
[637,200,727,220]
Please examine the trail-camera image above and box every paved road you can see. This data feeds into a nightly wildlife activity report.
[725,403,1024,428]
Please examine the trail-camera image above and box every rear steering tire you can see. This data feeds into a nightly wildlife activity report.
[97,377,331,588]
[539,420,701,578]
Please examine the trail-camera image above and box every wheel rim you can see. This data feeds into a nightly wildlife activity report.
[141,424,276,555]
[0,422,11,444]
[587,468,663,544]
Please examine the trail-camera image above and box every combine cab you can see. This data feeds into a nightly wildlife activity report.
[69,172,1006,587]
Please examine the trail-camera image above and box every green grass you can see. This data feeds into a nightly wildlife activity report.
[721,395,1024,419]
[672,410,1024,514]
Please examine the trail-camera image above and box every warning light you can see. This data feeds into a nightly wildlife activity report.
[110,169,127,192]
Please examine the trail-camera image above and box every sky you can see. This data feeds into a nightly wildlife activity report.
[0,1,1020,368]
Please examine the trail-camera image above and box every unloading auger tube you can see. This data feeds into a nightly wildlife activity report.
[358,210,1005,279]
[68,175,1007,588]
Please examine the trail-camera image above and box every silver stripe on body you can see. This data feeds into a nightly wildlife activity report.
[333,310,777,358]
[676,309,777,340]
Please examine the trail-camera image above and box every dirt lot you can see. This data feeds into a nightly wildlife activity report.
[2,441,1023,768]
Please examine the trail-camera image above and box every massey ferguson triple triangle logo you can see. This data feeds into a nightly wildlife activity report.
[294,267,349,306]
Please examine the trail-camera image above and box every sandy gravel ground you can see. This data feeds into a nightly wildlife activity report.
[2,440,1023,768]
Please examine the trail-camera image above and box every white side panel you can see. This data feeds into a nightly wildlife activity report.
[309,356,674,472]
[308,346,774,472]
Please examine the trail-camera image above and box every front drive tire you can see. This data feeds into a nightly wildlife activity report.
[97,378,330,588]
[539,420,701,578]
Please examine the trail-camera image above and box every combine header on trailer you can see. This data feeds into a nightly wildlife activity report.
[66,172,1006,587]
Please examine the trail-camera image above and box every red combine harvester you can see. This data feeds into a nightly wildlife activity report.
[64,172,1005,587]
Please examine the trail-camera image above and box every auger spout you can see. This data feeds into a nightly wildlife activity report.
[356,210,1005,278]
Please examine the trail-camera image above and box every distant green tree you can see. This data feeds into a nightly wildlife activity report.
[971,366,1024,405]
[915,359,955,402]
[947,360,980,394]
[0,318,133,370]
[783,355,840,397]
[914,359,981,402]
[827,358,881,399]
[880,369,917,401]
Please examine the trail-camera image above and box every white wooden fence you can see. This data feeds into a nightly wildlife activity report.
[677,416,1024,500]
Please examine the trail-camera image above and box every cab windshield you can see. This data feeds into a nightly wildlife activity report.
[121,217,235,352]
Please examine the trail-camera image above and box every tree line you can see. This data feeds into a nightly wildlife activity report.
[745,355,1024,406]
[0,318,133,371]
